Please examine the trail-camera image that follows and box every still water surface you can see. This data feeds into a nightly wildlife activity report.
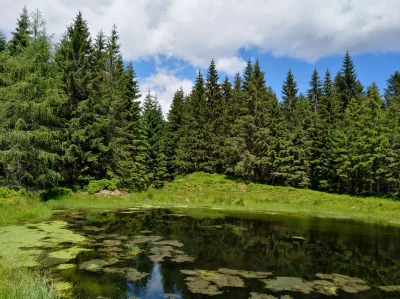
[52,208,400,298]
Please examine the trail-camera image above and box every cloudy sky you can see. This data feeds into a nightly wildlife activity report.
[1,0,399,113]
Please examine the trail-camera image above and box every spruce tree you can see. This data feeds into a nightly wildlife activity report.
[55,12,93,186]
[307,68,322,114]
[165,87,185,177]
[204,59,225,173]
[176,71,207,173]
[335,51,363,113]
[384,71,400,108]
[0,14,65,189]
[9,6,31,56]
[142,92,167,188]
[282,69,299,130]
[0,31,6,52]
[242,59,253,92]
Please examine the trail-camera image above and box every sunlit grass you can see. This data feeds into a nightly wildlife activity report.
[0,256,58,299]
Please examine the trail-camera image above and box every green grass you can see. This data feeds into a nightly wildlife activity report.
[2,172,400,226]
[44,172,400,226]
[0,194,52,226]
[0,256,58,299]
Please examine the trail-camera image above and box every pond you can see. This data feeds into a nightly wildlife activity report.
[2,207,400,298]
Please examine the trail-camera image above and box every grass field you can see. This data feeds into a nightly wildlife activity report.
[44,172,400,226]
[1,172,400,226]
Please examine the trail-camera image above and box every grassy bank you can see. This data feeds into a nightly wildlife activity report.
[46,172,400,226]
[0,256,57,299]
[1,172,400,226]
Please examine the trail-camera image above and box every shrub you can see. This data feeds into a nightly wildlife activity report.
[87,179,118,194]
[41,187,72,201]
[0,187,12,198]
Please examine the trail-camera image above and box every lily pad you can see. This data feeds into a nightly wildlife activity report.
[103,239,122,247]
[171,254,195,263]
[163,294,182,299]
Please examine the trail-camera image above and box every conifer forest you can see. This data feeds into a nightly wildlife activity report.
[2,7,400,197]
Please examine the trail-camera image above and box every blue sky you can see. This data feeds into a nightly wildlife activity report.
[1,0,399,114]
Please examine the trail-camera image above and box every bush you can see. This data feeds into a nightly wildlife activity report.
[41,187,72,201]
[87,179,118,194]
[0,187,12,198]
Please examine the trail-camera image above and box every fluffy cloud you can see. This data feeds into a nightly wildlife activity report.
[216,56,247,76]
[1,0,399,66]
[140,67,193,116]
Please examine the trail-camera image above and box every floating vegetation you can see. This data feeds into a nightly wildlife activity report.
[186,279,222,296]
[218,268,273,279]
[149,245,194,263]
[103,239,122,247]
[249,293,278,299]
[55,263,76,270]
[181,269,245,295]
[262,274,370,296]
[79,259,109,272]
[262,277,314,294]
[125,244,142,257]
[125,268,149,281]
[48,246,91,261]
[152,240,184,247]
[82,226,103,232]
[315,273,371,293]
[379,285,400,292]
[129,235,163,244]
[54,281,74,298]
[0,221,87,267]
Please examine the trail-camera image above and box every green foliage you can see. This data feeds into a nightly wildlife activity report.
[87,179,117,194]
[41,187,72,201]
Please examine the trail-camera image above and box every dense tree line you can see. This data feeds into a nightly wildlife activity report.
[1,8,400,196]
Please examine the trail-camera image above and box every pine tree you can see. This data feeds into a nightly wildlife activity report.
[335,51,363,113]
[235,59,276,182]
[176,71,207,173]
[67,30,112,185]
[142,92,167,188]
[282,69,299,130]
[55,12,93,186]
[204,59,225,173]
[384,71,400,108]
[0,31,6,52]
[242,59,253,92]
[307,69,322,114]
[165,87,185,177]
[9,7,31,56]
[0,14,65,189]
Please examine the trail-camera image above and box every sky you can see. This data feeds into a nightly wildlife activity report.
[1,0,400,114]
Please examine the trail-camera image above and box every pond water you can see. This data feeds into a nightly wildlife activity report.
[9,208,400,298]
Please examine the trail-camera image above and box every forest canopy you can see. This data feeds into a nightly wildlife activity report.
[1,8,400,197]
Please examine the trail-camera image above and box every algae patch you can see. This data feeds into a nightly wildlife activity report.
[0,221,88,267]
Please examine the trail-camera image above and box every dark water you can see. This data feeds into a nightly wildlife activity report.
[53,208,400,299]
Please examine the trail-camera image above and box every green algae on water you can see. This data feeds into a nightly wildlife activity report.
[0,221,87,267]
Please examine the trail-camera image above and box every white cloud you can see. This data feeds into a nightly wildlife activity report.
[216,56,247,76]
[140,67,193,117]
[1,0,399,66]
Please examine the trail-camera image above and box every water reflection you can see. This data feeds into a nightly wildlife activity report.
[54,208,400,299]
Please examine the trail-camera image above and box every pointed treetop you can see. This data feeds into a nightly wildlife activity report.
[242,59,253,91]
[282,69,299,101]
[0,30,6,52]
[323,69,332,97]
[9,6,31,55]
[384,70,400,107]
